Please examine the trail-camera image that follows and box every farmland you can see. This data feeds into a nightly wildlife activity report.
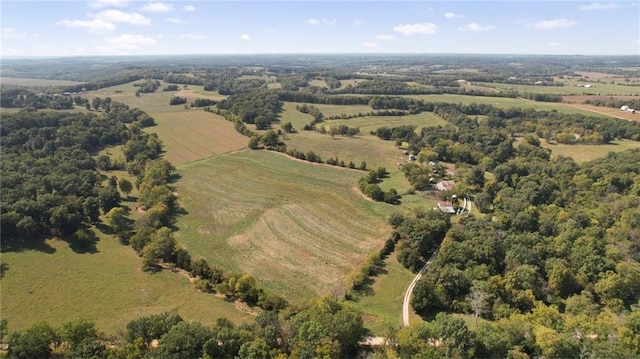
[175,150,393,302]
[0,233,255,335]
[2,54,640,357]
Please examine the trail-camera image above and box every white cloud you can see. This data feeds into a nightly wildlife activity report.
[180,33,207,40]
[2,28,27,39]
[87,0,130,9]
[548,42,562,47]
[579,2,619,11]
[444,12,463,19]
[530,18,576,29]
[376,34,396,40]
[166,18,186,24]
[240,33,251,41]
[362,42,377,48]
[393,22,438,35]
[104,33,156,50]
[140,2,173,13]
[183,5,196,12]
[91,10,151,25]
[306,18,335,25]
[458,23,495,31]
[56,19,116,32]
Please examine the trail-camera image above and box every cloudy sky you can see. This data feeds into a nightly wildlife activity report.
[1,0,639,57]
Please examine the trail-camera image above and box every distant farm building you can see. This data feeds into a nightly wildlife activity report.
[436,180,456,192]
[437,202,455,213]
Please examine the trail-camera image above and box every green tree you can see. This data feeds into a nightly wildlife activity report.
[6,322,58,359]
[118,178,133,198]
[142,227,177,269]
[149,321,212,359]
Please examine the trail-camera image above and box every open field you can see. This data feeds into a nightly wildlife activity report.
[349,256,419,334]
[562,95,640,103]
[404,94,616,117]
[541,139,640,163]
[175,150,393,302]
[284,130,410,170]
[477,79,640,96]
[150,110,248,165]
[85,82,246,165]
[0,77,85,87]
[321,112,447,134]
[0,236,255,336]
[312,103,374,118]
[562,103,640,121]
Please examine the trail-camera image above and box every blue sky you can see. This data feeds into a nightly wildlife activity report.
[1,1,639,57]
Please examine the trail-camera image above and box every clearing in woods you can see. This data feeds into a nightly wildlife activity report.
[175,150,394,302]
[541,139,640,163]
[0,235,255,335]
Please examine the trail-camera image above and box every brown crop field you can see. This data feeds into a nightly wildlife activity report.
[175,150,393,302]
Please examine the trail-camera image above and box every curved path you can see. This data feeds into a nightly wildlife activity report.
[402,262,429,326]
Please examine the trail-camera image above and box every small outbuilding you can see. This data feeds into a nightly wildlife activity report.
[437,202,455,214]
[436,180,456,192]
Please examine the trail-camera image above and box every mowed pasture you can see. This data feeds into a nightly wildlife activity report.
[541,139,640,163]
[321,111,447,134]
[175,150,393,301]
[349,257,418,334]
[85,82,246,165]
[150,110,248,165]
[0,236,255,336]
[283,129,409,170]
[404,94,615,118]
[476,79,640,96]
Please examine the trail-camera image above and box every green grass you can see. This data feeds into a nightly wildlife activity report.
[404,94,613,117]
[0,235,255,336]
[321,112,447,134]
[541,139,640,163]
[150,110,248,166]
[477,79,640,96]
[284,130,408,170]
[349,256,420,334]
[175,150,394,303]
[87,82,246,166]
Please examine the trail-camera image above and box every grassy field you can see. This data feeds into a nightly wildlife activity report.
[541,139,640,163]
[284,130,408,170]
[85,82,247,166]
[321,112,447,134]
[175,150,394,302]
[349,256,419,335]
[0,235,255,336]
[150,110,248,166]
[404,94,615,117]
[474,79,640,96]
[0,77,85,87]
